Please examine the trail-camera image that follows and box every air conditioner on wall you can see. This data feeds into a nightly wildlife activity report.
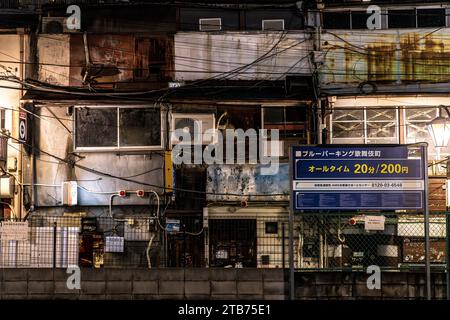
[42,17,79,34]
[171,113,216,145]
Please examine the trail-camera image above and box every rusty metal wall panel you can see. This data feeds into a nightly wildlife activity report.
[174,31,313,81]
[321,29,450,87]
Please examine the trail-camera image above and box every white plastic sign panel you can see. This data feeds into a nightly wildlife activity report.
[364,215,385,231]
[0,221,29,241]
[105,236,124,253]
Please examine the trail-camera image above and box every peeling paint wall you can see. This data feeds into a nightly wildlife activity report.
[174,31,313,81]
[37,35,70,86]
[321,29,450,87]
[28,106,163,208]
[206,164,289,202]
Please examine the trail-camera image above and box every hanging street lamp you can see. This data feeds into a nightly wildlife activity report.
[427,105,450,147]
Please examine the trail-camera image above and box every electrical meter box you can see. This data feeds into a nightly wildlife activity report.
[62,181,78,206]
[0,176,14,198]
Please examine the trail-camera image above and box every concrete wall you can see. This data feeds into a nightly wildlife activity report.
[26,105,164,207]
[0,268,287,300]
[0,268,446,300]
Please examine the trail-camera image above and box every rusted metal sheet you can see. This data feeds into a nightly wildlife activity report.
[321,29,450,87]
[174,31,313,81]
[206,164,289,202]
[69,34,174,87]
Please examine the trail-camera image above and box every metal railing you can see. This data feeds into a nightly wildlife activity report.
[0,212,447,270]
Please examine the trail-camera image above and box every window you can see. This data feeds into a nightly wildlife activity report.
[404,107,440,156]
[75,106,162,151]
[262,19,285,31]
[417,8,446,28]
[331,108,398,144]
[199,18,222,31]
[388,9,416,28]
[322,11,350,29]
[263,106,307,139]
[351,11,370,29]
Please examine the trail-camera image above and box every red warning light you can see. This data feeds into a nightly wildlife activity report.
[118,190,127,197]
[348,218,357,226]
[136,190,145,197]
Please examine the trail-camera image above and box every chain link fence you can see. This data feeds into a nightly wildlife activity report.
[0,212,447,270]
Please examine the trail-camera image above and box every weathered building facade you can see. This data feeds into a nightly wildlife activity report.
[0,0,448,275]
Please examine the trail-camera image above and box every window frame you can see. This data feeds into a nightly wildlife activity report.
[330,107,399,144]
[73,105,164,152]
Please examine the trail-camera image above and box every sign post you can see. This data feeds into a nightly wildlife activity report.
[290,144,429,298]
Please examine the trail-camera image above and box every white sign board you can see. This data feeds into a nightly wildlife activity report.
[105,236,124,253]
[0,221,29,241]
[364,215,385,231]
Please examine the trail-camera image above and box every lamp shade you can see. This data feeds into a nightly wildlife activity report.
[427,116,450,147]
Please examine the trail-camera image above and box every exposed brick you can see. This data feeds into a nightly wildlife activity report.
[28,281,54,294]
[237,281,263,295]
[159,281,184,295]
[2,294,28,300]
[106,281,132,294]
[81,281,106,294]
[185,281,210,295]
[132,281,158,295]
[159,294,185,300]
[211,281,237,295]
[4,281,28,294]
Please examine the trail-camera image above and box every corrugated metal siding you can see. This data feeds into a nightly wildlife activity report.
[321,29,450,86]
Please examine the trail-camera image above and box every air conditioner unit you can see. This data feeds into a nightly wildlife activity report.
[262,140,284,157]
[171,113,216,145]
[199,18,222,31]
[262,19,285,31]
[42,17,79,34]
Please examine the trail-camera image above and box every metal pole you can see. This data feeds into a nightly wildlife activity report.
[282,222,286,269]
[288,207,295,300]
[53,221,57,269]
[423,144,431,300]
[446,211,450,300]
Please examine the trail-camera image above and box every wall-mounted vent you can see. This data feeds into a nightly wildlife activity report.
[262,19,285,31]
[199,18,222,31]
